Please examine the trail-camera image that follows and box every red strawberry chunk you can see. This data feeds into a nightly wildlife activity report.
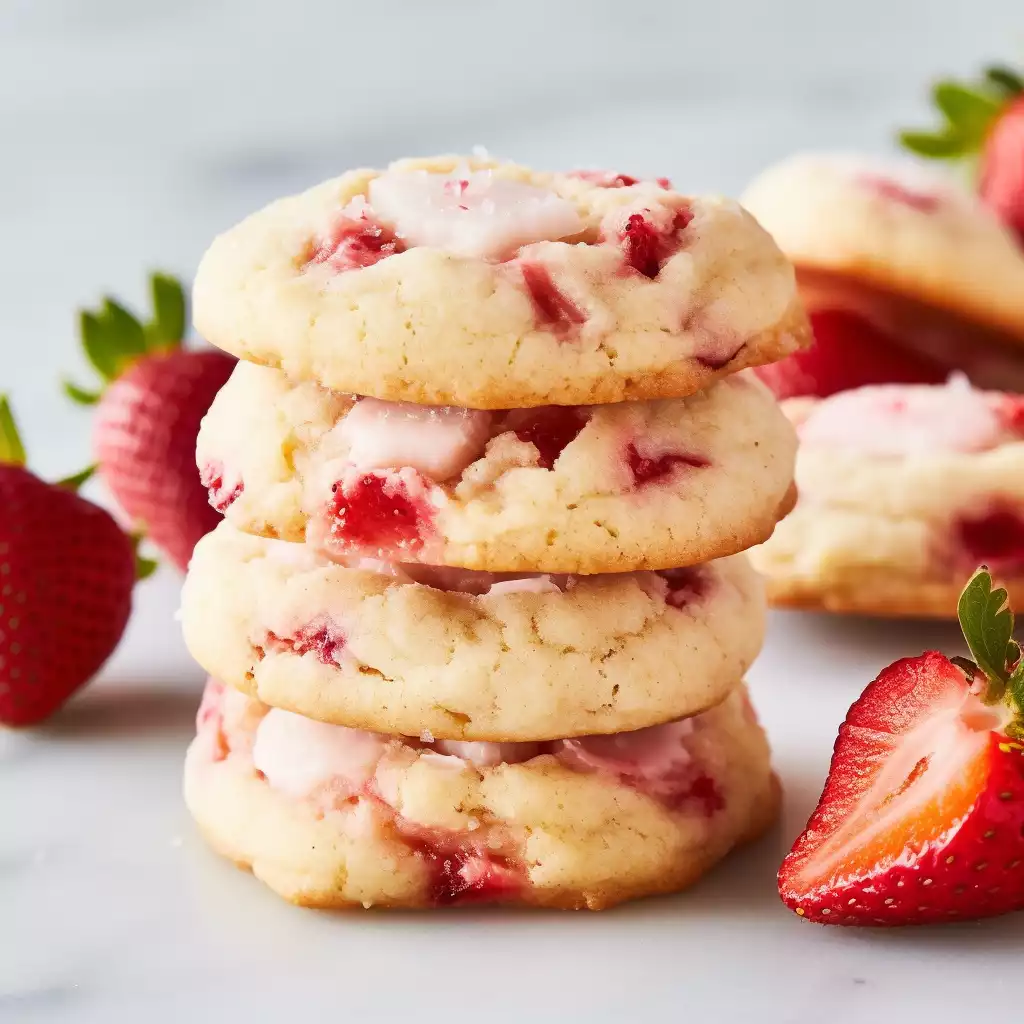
[406,838,522,906]
[306,209,405,271]
[325,469,433,558]
[262,616,346,667]
[954,507,1024,574]
[618,208,694,279]
[754,309,948,399]
[624,442,709,486]
[505,407,590,469]
[658,566,711,609]
[520,263,586,336]
[199,460,243,513]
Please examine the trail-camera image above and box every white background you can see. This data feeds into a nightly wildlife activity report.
[1,2,1022,1021]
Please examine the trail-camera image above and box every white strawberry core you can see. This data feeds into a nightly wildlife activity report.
[338,397,492,482]
[798,377,1006,456]
[252,709,388,799]
[367,170,584,259]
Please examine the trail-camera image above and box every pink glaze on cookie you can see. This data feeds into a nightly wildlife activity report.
[306,199,405,271]
[325,468,435,558]
[519,262,587,335]
[566,170,673,189]
[368,170,583,260]
[797,379,1008,456]
[200,461,244,513]
[340,398,492,482]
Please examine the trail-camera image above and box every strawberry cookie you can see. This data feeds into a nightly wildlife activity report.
[192,154,810,408]
[181,521,765,740]
[196,361,797,573]
[184,679,778,910]
[741,153,1024,397]
[749,377,1024,617]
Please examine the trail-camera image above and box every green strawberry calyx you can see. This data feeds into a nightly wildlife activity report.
[0,395,27,466]
[63,272,188,406]
[955,566,1024,738]
[899,64,1024,162]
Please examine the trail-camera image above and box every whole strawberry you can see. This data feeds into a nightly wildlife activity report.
[65,274,235,571]
[780,567,1024,926]
[901,64,1024,241]
[0,398,137,726]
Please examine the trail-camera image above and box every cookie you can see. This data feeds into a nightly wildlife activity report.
[741,153,1024,391]
[182,520,765,740]
[196,362,797,573]
[183,679,779,910]
[749,378,1024,617]
[192,155,809,408]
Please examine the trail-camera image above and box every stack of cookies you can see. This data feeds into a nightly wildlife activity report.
[180,156,810,910]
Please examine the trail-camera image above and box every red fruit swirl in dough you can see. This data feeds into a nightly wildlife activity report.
[404,839,522,906]
[661,773,726,816]
[995,394,1024,434]
[305,210,405,271]
[954,507,1024,574]
[509,407,590,469]
[200,461,243,513]
[625,442,710,486]
[262,616,346,667]
[658,566,711,609]
[857,174,941,214]
[619,207,694,279]
[520,263,586,336]
[328,471,432,555]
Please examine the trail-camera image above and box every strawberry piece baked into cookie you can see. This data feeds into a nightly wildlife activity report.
[781,570,1024,926]
[185,678,778,910]
[742,154,1024,397]
[196,361,796,573]
[193,155,809,408]
[750,377,1024,617]
[182,154,802,909]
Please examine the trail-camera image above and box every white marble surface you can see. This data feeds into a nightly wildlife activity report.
[2,2,1023,1021]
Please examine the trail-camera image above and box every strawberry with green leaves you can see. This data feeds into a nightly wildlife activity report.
[0,398,138,726]
[902,64,1024,242]
[780,567,1024,926]
[66,274,235,571]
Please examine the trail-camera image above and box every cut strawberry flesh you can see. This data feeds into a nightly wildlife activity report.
[754,309,948,400]
[326,470,432,557]
[506,406,589,468]
[625,442,710,486]
[306,209,405,272]
[619,208,693,279]
[199,461,243,513]
[954,507,1024,573]
[780,653,1010,919]
[262,616,346,666]
[520,263,586,336]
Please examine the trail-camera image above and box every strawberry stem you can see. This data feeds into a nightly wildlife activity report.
[56,464,97,491]
[0,395,27,466]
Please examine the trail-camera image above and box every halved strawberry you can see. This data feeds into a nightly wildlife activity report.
[65,274,236,571]
[901,64,1024,242]
[753,309,947,399]
[780,568,1024,926]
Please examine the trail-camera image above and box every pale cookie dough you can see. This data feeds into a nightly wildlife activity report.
[197,361,797,573]
[742,153,1024,389]
[193,154,809,408]
[183,680,779,910]
[182,520,765,740]
[749,379,1024,617]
